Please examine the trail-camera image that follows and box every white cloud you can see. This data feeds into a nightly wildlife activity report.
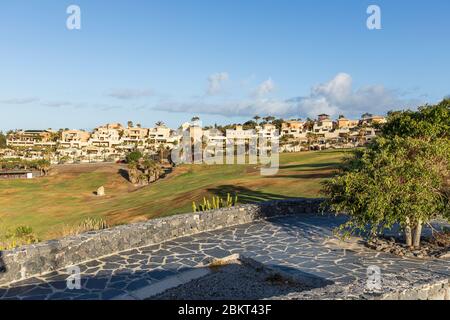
[155,72,421,119]
[154,98,293,118]
[311,73,352,105]
[107,88,153,100]
[0,97,39,104]
[289,73,421,118]
[41,101,72,108]
[253,78,275,97]
[207,72,229,95]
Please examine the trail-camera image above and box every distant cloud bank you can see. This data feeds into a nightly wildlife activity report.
[154,73,423,119]
[0,97,39,104]
[0,73,424,120]
[107,88,153,100]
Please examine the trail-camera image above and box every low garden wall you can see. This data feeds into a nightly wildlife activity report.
[0,198,324,285]
[379,279,450,300]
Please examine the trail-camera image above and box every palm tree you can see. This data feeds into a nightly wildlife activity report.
[140,159,164,183]
[152,163,165,182]
[306,132,317,150]
[127,121,133,128]
[155,121,165,127]
[341,132,350,144]
[253,115,261,125]
[304,118,315,132]
[279,134,292,146]
[263,116,275,124]
[157,144,166,163]
[127,162,139,184]
[357,128,366,145]
[37,159,51,176]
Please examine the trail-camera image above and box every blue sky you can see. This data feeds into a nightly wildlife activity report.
[0,0,449,130]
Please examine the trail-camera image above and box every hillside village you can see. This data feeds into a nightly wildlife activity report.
[0,114,386,164]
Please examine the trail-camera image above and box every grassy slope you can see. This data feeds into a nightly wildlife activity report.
[0,150,349,240]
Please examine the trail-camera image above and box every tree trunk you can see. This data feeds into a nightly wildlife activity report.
[405,218,412,248]
[412,221,423,249]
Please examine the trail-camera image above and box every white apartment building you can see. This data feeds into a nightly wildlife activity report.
[6,130,57,148]
[258,123,279,139]
[226,125,257,141]
[148,126,171,146]
[203,128,227,147]
[89,123,123,148]
[122,127,149,147]
[313,116,334,133]
[59,130,91,149]
[281,120,305,138]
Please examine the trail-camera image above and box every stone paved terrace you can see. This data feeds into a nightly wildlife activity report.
[0,214,449,300]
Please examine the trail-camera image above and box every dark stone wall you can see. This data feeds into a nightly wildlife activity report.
[0,199,324,285]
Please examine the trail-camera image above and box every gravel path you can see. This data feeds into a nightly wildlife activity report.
[151,262,312,300]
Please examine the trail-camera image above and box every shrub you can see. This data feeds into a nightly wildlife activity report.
[322,137,450,248]
[59,217,110,237]
[192,193,238,212]
[323,100,450,249]
[0,225,39,250]
[125,151,143,164]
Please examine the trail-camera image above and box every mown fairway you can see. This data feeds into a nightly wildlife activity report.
[0,150,349,240]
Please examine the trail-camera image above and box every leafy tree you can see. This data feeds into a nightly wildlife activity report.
[125,150,143,164]
[128,158,164,185]
[304,118,315,132]
[324,100,450,248]
[306,132,318,150]
[340,132,350,144]
[323,137,450,248]
[280,134,293,146]
[243,120,257,130]
[271,118,285,131]
[36,159,51,176]
[157,144,167,163]
[382,99,450,140]
[263,116,275,123]
[361,112,373,119]
[0,131,6,148]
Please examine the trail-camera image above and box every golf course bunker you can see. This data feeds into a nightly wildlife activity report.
[149,254,321,300]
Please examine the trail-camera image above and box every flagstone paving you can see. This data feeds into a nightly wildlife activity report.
[0,214,449,300]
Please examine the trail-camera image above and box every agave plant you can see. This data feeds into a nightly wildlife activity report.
[192,193,239,212]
